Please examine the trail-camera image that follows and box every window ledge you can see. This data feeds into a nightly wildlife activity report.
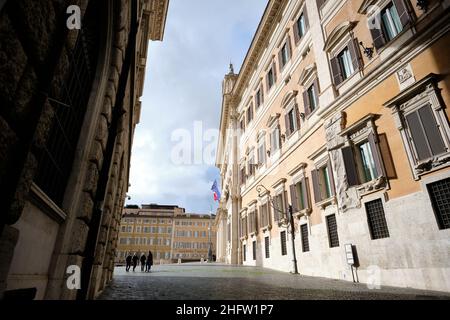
[294,208,312,219]
[355,176,388,197]
[315,196,336,209]
[414,154,450,179]
[260,225,272,232]
[29,183,67,224]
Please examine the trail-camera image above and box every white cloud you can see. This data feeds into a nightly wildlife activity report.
[126,0,267,212]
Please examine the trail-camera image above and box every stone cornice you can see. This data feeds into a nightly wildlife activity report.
[148,0,169,41]
[232,0,286,102]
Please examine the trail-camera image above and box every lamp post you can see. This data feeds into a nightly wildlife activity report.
[256,184,298,274]
[207,211,213,262]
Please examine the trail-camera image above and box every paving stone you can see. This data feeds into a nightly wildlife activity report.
[98,263,450,300]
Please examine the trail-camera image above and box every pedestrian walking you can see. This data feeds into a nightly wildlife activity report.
[125,253,132,272]
[145,250,153,272]
[140,253,146,271]
[132,253,139,272]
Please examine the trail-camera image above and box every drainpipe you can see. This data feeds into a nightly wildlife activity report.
[77,0,138,300]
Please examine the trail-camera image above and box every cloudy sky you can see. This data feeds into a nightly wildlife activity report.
[126,0,267,213]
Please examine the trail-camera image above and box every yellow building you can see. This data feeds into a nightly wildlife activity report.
[116,204,216,263]
[173,213,217,261]
[216,0,450,292]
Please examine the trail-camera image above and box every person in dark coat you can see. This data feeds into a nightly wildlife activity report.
[125,253,132,272]
[132,253,139,272]
[140,254,146,271]
[145,251,153,272]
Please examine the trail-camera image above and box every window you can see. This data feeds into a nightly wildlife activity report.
[294,11,308,44]
[380,2,403,41]
[273,193,285,222]
[259,202,270,229]
[240,165,246,185]
[266,63,277,90]
[257,137,266,165]
[369,0,410,50]
[255,85,264,109]
[405,105,447,162]
[337,48,354,80]
[290,177,311,213]
[280,231,287,256]
[311,161,335,203]
[34,0,101,206]
[252,241,257,260]
[307,82,318,114]
[300,224,309,252]
[365,199,390,239]
[326,214,340,248]
[342,132,385,187]
[249,209,257,234]
[119,238,127,245]
[330,40,360,87]
[121,226,126,232]
[246,103,254,124]
[248,152,256,177]
[127,226,132,233]
[427,178,450,230]
[240,215,248,238]
[357,141,378,183]
[278,37,291,70]
[240,117,245,131]
[265,236,270,258]
[270,126,281,152]
[285,106,299,136]
[243,244,246,261]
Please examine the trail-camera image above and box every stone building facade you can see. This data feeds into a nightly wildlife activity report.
[116,204,216,263]
[0,0,169,299]
[215,0,450,292]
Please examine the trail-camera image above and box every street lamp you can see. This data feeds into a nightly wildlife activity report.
[207,212,213,262]
[256,184,299,274]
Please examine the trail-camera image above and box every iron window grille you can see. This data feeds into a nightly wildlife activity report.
[264,236,270,258]
[252,240,256,260]
[280,231,287,256]
[34,1,101,207]
[326,214,340,248]
[427,178,450,230]
[365,199,390,239]
[243,244,246,261]
[300,224,310,252]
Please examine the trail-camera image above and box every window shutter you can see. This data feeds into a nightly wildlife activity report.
[293,18,300,44]
[278,50,284,69]
[285,113,291,136]
[330,56,343,86]
[272,62,277,82]
[418,105,446,156]
[317,0,325,8]
[301,177,311,210]
[295,104,301,130]
[260,84,264,103]
[348,38,362,71]
[369,15,386,50]
[368,132,386,178]
[327,159,336,196]
[290,184,298,213]
[286,36,292,59]
[311,169,321,203]
[304,8,309,30]
[393,0,411,27]
[405,111,431,161]
[303,90,310,116]
[342,146,359,186]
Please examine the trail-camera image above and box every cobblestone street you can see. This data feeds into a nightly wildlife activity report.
[99,263,450,300]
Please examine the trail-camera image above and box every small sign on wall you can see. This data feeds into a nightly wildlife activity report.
[396,63,416,91]
[344,243,354,266]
